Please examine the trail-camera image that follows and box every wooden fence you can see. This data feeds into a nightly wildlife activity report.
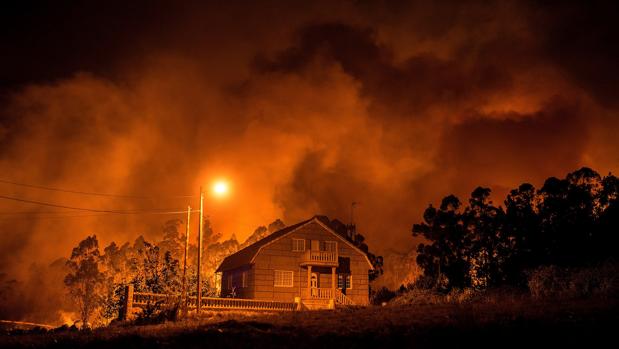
[122,285,297,319]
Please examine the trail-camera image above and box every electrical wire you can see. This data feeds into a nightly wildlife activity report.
[0,210,200,220]
[0,194,193,214]
[0,178,195,199]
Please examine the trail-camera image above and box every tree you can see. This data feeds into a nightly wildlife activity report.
[538,168,602,265]
[413,195,469,288]
[412,166,618,290]
[159,219,184,261]
[268,219,286,233]
[503,183,540,284]
[597,173,619,260]
[463,187,506,288]
[64,235,105,327]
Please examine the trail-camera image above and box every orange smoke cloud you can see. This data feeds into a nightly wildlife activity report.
[0,0,618,322]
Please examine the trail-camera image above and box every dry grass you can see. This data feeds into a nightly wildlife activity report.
[1,298,617,348]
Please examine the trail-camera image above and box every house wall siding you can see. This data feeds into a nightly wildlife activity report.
[248,221,371,305]
[220,265,254,298]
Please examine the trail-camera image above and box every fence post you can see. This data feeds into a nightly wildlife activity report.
[121,284,134,320]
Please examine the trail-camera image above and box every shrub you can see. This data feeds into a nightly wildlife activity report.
[370,287,397,305]
[134,300,180,325]
[527,265,566,299]
[527,262,618,299]
[408,274,437,290]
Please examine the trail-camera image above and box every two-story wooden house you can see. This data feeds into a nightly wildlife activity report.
[216,216,374,309]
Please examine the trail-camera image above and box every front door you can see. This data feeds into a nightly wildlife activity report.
[310,273,318,296]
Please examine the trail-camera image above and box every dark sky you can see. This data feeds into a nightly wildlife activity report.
[0,0,618,280]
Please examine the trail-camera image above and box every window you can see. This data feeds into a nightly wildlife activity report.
[324,241,337,252]
[274,270,294,287]
[292,238,306,252]
[227,274,232,289]
[241,271,247,288]
[338,274,352,289]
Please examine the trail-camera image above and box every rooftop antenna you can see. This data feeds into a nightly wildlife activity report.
[350,201,357,226]
[349,202,358,241]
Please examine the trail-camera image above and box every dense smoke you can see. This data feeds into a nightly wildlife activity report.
[0,0,617,322]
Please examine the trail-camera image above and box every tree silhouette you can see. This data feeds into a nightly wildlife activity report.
[413,195,469,288]
[64,235,105,327]
[463,187,507,288]
[503,183,540,284]
[412,167,619,290]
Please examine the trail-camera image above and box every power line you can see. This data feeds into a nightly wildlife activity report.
[0,210,200,220]
[0,179,195,199]
[0,194,192,214]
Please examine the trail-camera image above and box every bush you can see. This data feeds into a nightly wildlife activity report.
[370,287,397,305]
[409,274,437,290]
[527,262,618,299]
[134,300,180,325]
[388,285,481,306]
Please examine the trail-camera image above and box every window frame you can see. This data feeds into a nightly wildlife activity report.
[274,270,294,287]
[338,274,352,289]
[292,238,306,252]
[241,271,247,288]
[324,240,337,252]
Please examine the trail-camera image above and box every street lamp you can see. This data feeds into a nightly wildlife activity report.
[196,179,231,315]
[212,180,229,198]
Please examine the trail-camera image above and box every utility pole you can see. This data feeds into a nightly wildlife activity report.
[181,205,191,316]
[196,187,204,315]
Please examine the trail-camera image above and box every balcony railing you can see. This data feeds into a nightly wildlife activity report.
[300,250,338,266]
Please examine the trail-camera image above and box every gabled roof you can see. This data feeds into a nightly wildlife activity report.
[215,218,313,272]
[216,216,374,272]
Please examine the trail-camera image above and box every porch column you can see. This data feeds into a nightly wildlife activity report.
[331,266,336,300]
[307,265,312,291]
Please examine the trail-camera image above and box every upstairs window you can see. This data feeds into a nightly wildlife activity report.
[292,238,306,252]
[274,270,294,287]
[324,241,337,252]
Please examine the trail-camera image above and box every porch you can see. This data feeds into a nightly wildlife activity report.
[301,264,354,308]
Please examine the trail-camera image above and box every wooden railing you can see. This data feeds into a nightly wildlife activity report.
[300,287,355,306]
[300,250,338,266]
[335,289,355,306]
[191,297,296,311]
[310,287,333,299]
[132,292,180,307]
[123,286,297,317]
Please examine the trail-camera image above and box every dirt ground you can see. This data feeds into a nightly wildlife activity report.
[1,298,617,348]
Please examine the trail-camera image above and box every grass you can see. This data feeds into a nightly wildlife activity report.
[1,298,617,348]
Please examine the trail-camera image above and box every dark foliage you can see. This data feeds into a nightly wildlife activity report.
[319,216,384,281]
[370,286,397,305]
[413,167,619,289]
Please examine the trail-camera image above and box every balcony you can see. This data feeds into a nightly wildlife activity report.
[299,250,338,267]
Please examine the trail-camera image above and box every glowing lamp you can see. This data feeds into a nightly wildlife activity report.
[212,180,229,197]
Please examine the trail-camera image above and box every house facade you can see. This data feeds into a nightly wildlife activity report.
[216,216,374,309]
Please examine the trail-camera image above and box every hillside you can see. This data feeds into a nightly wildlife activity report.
[2,298,616,348]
